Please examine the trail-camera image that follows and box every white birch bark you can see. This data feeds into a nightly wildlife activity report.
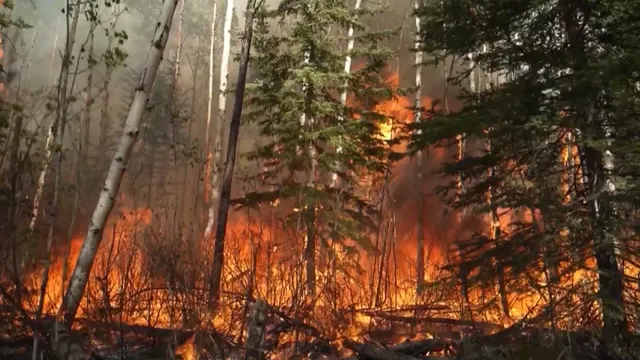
[205,0,234,237]
[174,0,185,83]
[331,0,362,187]
[58,0,180,323]
[28,17,62,234]
[32,3,81,357]
[299,43,318,295]
[414,0,425,294]
[204,0,218,205]
[35,0,82,316]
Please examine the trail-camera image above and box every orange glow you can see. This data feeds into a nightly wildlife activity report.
[11,66,632,356]
[176,333,197,360]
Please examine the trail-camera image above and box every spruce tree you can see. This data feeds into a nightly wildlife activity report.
[412,0,640,344]
[242,0,398,300]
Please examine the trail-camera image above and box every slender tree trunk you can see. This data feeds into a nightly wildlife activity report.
[580,116,627,340]
[245,299,266,360]
[476,48,510,320]
[99,7,119,153]
[58,0,179,325]
[457,53,471,320]
[208,0,257,307]
[181,46,201,217]
[174,0,185,85]
[83,30,95,155]
[3,22,22,305]
[168,0,186,165]
[35,0,82,319]
[27,13,69,235]
[331,0,362,187]
[33,2,82,357]
[560,0,627,339]
[203,0,218,206]
[205,0,234,237]
[413,0,425,295]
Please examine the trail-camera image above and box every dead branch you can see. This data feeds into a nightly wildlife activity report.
[342,339,454,360]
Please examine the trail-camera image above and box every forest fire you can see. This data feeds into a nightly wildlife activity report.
[6,68,464,350]
[21,206,154,325]
[6,62,625,360]
[3,0,640,358]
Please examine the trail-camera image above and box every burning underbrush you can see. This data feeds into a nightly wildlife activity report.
[3,68,640,360]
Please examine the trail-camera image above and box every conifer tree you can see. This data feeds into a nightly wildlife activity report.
[243,0,398,298]
[413,0,640,344]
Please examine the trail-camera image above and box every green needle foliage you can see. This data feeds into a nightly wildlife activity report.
[412,0,640,342]
[241,0,399,267]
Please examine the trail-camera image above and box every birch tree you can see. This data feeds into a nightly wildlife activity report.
[28,4,80,235]
[205,0,234,238]
[203,0,218,205]
[58,0,180,325]
[331,0,362,188]
[34,0,82,318]
[208,0,258,307]
[413,0,425,295]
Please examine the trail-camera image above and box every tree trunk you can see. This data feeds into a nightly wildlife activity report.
[168,0,185,165]
[28,7,78,235]
[245,299,267,360]
[478,50,510,320]
[33,2,82,357]
[331,0,362,187]
[203,0,218,206]
[208,0,256,307]
[457,53,471,320]
[174,0,185,84]
[413,0,425,295]
[99,6,120,153]
[205,0,234,238]
[83,30,95,155]
[581,121,627,341]
[304,205,316,297]
[3,21,21,305]
[58,0,179,325]
[180,44,201,218]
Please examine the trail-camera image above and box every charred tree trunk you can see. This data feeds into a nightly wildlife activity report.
[560,0,627,340]
[208,0,257,307]
[305,206,317,297]
[58,0,179,325]
[245,299,267,360]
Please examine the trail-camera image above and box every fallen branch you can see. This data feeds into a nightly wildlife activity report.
[388,338,457,355]
[365,312,502,331]
[342,339,454,360]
